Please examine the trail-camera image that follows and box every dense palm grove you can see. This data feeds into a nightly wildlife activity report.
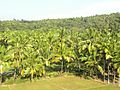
[0,13,120,86]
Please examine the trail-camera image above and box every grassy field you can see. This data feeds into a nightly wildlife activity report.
[0,76,120,90]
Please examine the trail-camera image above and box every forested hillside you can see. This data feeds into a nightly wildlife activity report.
[0,13,120,31]
[0,13,120,86]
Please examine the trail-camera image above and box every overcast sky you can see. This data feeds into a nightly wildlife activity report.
[0,0,120,20]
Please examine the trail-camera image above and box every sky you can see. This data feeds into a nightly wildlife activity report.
[0,0,120,20]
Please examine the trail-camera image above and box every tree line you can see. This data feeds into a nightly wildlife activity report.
[0,13,119,31]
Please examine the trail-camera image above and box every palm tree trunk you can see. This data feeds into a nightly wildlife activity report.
[61,58,64,73]
[0,65,3,84]
[67,64,69,73]
[107,63,110,84]
[14,70,16,82]
[78,60,81,72]
[0,75,2,84]
[113,70,116,84]
[60,29,64,73]
[103,51,106,83]
[118,74,120,87]
[95,66,98,79]
[103,59,106,83]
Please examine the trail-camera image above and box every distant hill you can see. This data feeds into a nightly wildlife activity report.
[0,12,120,31]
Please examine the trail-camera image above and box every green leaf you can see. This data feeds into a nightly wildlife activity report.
[117,67,120,74]
[45,60,50,66]
[82,45,87,50]
[98,65,104,74]
[105,48,109,54]
[81,57,87,61]
[106,54,112,60]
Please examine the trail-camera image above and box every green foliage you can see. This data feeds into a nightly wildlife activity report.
[0,12,120,86]
[117,67,120,74]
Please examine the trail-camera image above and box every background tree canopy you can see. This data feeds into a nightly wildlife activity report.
[0,13,119,31]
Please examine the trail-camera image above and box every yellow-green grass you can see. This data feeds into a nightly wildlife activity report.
[0,76,120,90]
